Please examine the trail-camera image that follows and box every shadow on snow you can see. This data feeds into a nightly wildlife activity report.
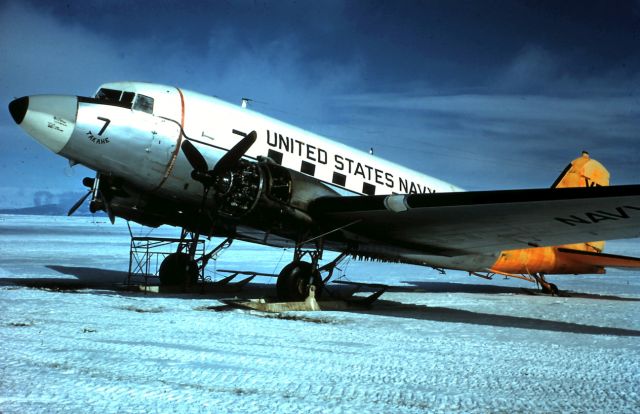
[0,265,638,337]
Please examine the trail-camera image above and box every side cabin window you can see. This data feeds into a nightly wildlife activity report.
[133,94,154,114]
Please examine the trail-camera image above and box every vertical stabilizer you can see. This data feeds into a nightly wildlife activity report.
[552,151,610,255]
[551,151,610,189]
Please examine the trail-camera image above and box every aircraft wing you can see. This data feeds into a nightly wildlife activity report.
[309,185,640,256]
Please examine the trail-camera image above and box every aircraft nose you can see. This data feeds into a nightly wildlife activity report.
[10,95,78,154]
[9,96,29,124]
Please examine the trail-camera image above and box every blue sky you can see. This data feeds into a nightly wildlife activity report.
[1,0,638,208]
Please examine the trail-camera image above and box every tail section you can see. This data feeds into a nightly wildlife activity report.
[552,151,610,256]
[491,152,623,276]
[550,152,639,272]
[551,151,610,189]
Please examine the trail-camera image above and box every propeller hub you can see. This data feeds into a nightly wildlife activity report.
[82,177,95,188]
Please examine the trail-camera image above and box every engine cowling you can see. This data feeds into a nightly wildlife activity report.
[212,160,339,235]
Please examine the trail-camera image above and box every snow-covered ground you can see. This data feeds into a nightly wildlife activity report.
[1,214,639,413]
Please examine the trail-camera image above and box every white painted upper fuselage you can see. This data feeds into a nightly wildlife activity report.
[69,81,463,204]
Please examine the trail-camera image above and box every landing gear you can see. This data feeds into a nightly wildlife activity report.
[275,245,349,301]
[276,245,324,301]
[532,273,559,295]
[158,228,204,287]
[276,261,323,301]
[158,252,199,286]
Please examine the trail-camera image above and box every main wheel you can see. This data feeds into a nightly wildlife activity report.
[158,253,199,286]
[276,261,323,301]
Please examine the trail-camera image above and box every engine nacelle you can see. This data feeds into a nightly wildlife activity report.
[213,160,339,235]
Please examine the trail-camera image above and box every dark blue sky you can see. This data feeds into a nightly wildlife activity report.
[1,0,638,208]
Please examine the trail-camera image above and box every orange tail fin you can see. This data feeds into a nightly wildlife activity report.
[552,151,610,254]
[551,151,610,189]
[491,153,636,276]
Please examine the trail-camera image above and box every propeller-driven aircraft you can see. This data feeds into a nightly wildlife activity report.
[8,82,640,299]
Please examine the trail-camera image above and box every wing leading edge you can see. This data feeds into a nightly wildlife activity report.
[309,185,640,256]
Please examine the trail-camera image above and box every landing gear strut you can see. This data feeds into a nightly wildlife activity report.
[532,273,559,295]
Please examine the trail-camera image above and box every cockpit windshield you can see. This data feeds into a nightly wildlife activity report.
[92,88,153,114]
[95,88,135,105]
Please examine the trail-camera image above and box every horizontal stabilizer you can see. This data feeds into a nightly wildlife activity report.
[557,248,640,269]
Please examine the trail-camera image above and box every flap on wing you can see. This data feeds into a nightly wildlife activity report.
[309,185,640,255]
[557,248,640,269]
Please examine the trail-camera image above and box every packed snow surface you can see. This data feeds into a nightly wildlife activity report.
[1,215,639,413]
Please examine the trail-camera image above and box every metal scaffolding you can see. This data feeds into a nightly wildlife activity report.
[127,236,205,286]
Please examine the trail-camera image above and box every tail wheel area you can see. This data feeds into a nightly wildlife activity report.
[276,261,323,301]
[541,282,559,295]
[158,252,199,286]
[532,273,560,296]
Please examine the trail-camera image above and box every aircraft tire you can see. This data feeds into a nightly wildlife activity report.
[276,261,323,301]
[158,253,199,286]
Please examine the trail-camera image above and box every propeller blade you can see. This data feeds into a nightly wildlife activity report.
[98,190,115,224]
[211,131,257,177]
[181,140,209,173]
[67,190,91,216]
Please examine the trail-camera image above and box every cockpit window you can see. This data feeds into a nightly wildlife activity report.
[94,88,135,108]
[121,91,135,106]
[133,94,154,114]
[84,88,153,113]
[95,88,122,101]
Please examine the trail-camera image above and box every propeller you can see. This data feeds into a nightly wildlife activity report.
[66,174,115,224]
[67,176,98,217]
[181,130,257,190]
[66,189,91,217]
[181,139,211,184]
[178,131,257,267]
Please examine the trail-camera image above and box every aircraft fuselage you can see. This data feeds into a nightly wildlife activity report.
[12,81,622,278]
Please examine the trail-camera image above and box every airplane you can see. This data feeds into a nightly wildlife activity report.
[8,81,640,300]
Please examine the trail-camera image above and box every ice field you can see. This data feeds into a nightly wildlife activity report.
[0,214,639,413]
